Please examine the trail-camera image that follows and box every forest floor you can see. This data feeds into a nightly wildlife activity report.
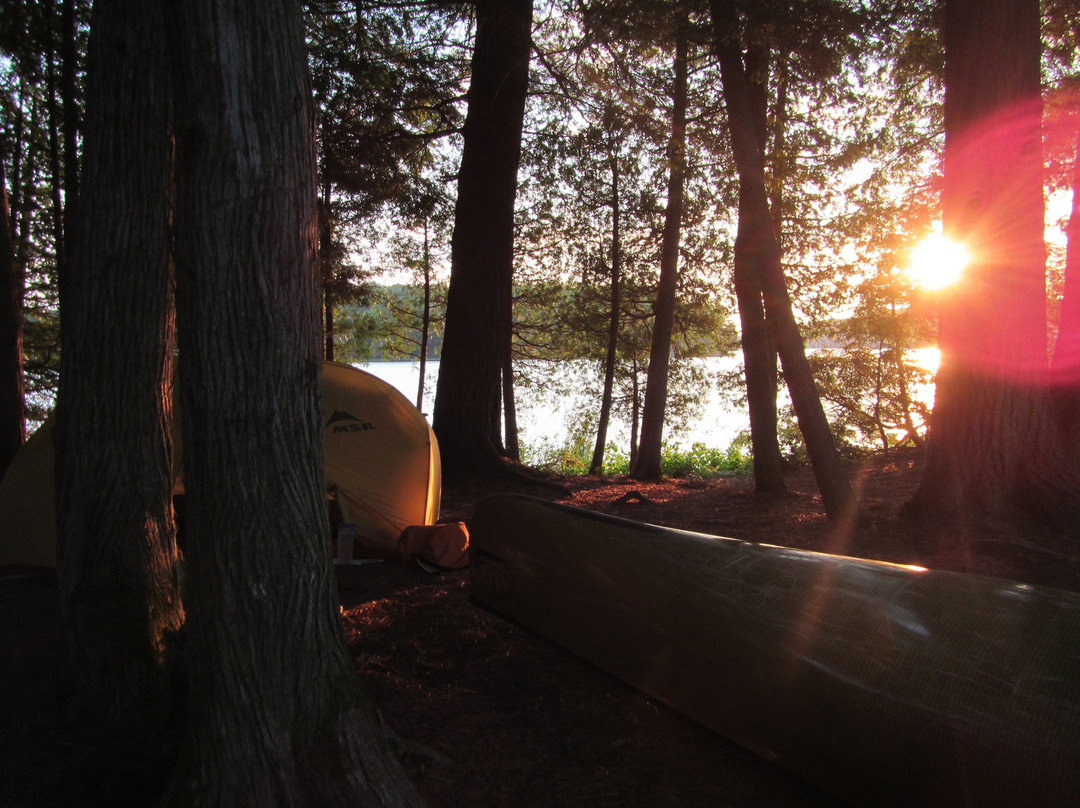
[4,446,1080,807]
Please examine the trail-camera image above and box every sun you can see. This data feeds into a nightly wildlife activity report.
[905,230,971,291]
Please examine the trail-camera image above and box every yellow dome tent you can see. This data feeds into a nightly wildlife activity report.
[0,361,441,568]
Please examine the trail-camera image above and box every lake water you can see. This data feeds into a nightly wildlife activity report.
[359,357,752,452]
[359,349,939,454]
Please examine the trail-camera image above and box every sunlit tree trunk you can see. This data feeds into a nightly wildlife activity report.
[713,0,858,523]
[910,0,1078,532]
[632,18,688,480]
[433,0,532,481]
[54,0,182,729]
[166,0,424,804]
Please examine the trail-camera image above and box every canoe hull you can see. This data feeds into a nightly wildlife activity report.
[469,494,1080,806]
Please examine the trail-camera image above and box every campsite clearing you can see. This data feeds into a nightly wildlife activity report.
[5,447,1080,807]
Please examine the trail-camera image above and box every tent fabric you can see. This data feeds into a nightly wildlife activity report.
[0,360,441,567]
[0,419,56,568]
[320,361,441,553]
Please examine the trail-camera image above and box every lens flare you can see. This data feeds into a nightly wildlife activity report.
[905,231,972,291]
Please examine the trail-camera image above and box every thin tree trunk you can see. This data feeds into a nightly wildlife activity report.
[325,292,336,361]
[503,348,520,461]
[54,0,182,729]
[416,218,432,411]
[321,182,335,361]
[712,0,858,522]
[167,0,424,804]
[629,361,641,469]
[433,0,532,481]
[0,162,24,477]
[631,19,688,480]
[873,340,889,450]
[590,155,622,475]
[894,348,925,449]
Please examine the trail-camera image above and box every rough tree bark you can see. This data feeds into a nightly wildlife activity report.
[433,0,532,481]
[712,0,858,522]
[166,0,425,804]
[909,0,1079,532]
[54,0,183,729]
[631,18,688,480]
[734,38,785,492]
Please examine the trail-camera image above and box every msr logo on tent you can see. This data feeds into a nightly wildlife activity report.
[326,410,375,433]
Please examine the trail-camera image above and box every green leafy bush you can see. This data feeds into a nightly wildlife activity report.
[521,439,752,478]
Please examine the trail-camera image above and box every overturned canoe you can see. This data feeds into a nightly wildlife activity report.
[469,495,1080,807]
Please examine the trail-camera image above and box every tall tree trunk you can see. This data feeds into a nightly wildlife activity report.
[54,0,183,729]
[433,0,532,481]
[0,162,24,478]
[590,155,622,476]
[167,0,423,804]
[909,0,1076,531]
[734,38,785,492]
[631,19,688,480]
[712,0,858,522]
[629,360,641,468]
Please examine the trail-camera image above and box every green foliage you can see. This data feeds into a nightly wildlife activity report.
[809,345,933,452]
[522,437,752,479]
[7,0,1061,486]
[333,283,447,363]
[1,0,88,420]
[331,304,383,363]
[668,441,753,477]
[305,1,468,215]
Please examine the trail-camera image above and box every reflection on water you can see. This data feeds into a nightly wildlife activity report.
[909,346,940,373]
[360,356,748,450]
